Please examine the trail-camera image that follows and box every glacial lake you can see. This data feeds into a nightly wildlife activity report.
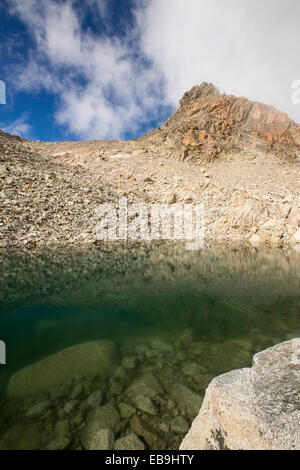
[0,243,299,450]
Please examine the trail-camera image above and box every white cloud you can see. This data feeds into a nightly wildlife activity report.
[1,114,32,138]
[9,0,167,140]
[138,0,300,122]
[8,0,300,141]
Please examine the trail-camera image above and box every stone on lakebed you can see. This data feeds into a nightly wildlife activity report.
[6,340,118,399]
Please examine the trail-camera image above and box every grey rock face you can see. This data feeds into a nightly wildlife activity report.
[180,339,300,450]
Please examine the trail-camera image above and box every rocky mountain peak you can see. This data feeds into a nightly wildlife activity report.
[149,82,300,162]
[179,82,220,109]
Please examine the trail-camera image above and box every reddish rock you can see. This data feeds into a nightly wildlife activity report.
[154,82,300,162]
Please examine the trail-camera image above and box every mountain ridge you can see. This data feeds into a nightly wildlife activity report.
[0,83,299,248]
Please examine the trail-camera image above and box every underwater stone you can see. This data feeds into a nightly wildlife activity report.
[118,402,136,419]
[193,373,215,390]
[167,383,203,418]
[86,390,103,408]
[71,383,83,399]
[114,433,145,450]
[89,429,115,450]
[54,420,70,437]
[151,338,173,353]
[189,342,204,356]
[171,416,189,434]
[167,399,176,410]
[0,423,42,450]
[126,373,164,400]
[132,395,158,415]
[7,340,118,399]
[130,415,165,450]
[181,362,204,376]
[114,366,126,379]
[63,400,78,414]
[175,329,193,350]
[122,356,138,369]
[50,383,71,401]
[80,403,121,450]
[45,436,70,450]
[26,400,51,418]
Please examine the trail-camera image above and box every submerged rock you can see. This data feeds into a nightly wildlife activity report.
[63,400,78,415]
[126,373,163,400]
[26,400,51,418]
[130,415,165,450]
[167,382,203,418]
[171,416,190,434]
[45,436,70,450]
[118,402,136,419]
[86,390,103,409]
[114,433,145,450]
[0,423,42,450]
[180,339,300,450]
[175,329,193,350]
[122,356,137,369]
[7,340,118,398]
[71,383,83,399]
[181,361,206,376]
[151,338,173,353]
[89,429,115,450]
[80,403,120,450]
[132,395,158,415]
[54,420,70,437]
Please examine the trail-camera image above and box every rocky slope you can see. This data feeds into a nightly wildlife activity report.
[180,338,300,450]
[1,83,300,248]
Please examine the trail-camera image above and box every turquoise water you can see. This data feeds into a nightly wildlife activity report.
[0,243,299,449]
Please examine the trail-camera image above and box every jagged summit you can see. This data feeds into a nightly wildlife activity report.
[144,82,300,162]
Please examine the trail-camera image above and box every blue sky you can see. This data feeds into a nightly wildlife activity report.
[0,0,299,142]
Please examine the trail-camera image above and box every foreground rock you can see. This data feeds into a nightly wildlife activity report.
[7,340,118,398]
[180,339,300,450]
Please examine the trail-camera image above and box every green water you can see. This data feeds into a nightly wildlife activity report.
[0,243,299,449]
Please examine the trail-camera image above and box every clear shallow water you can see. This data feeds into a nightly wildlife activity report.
[0,243,299,449]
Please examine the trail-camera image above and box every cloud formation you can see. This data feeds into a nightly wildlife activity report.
[9,0,168,140]
[139,0,300,122]
[1,114,32,138]
[7,0,300,140]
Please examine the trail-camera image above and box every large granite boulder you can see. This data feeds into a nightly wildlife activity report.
[180,339,300,450]
[7,340,118,398]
